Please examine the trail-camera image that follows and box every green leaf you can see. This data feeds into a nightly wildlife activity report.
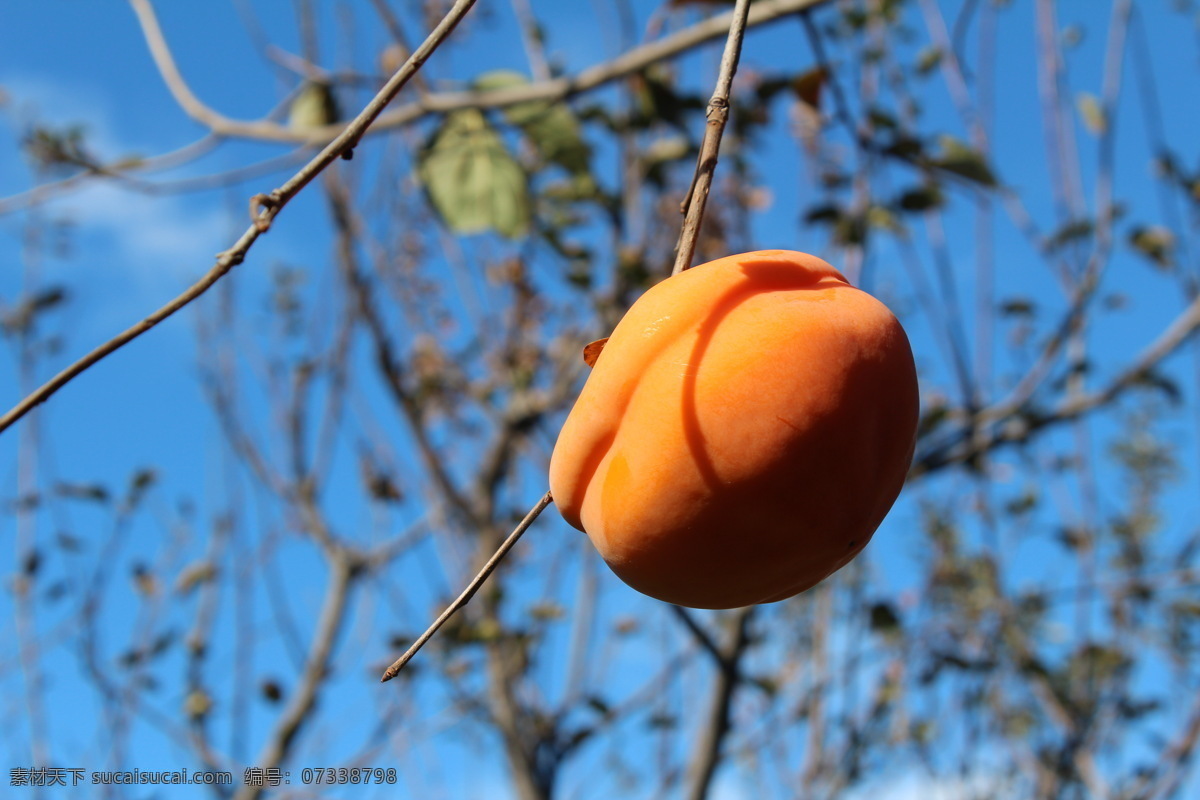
[917,403,950,437]
[474,70,591,175]
[1129,225,1175,268]
[930,136,997,187]
[288,82,339,129]
[1045,218,1095,252]
[22,125,90,170]
[418,109,531,238]
[867,205,903,233]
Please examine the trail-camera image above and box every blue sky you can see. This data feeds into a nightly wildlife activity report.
[3,1,1200,798]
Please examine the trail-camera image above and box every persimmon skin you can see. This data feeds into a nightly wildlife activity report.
[549,250,919,609]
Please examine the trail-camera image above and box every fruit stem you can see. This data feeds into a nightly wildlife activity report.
[672,0,753,276]
[380,490,554,682]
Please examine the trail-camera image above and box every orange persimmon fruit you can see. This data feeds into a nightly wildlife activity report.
[549,250,919,609]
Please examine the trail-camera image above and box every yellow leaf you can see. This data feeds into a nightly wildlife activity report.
[1076,93,1106,135]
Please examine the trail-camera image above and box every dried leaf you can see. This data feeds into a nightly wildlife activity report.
[916,46,943,75]
[184,689,213,720]
[131,563,159,597]
[1076,92,1106,135]
[529,601,566,621]
[260,679,284,703]
[359,452,404,503]
[869,601,902,633]
[792,68,828,154]
[583,337,609,368]
[793,66,828,110]
[897,184,944,212]
[174,560,218,595]
[125,467,158,511]
[379,43,408,76]
[54,482,110,504]
[1,286,69,335]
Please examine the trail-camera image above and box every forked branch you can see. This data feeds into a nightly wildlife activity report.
[380,0,766,684]
[0,0,479,436]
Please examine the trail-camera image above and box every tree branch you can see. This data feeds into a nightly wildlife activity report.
[684,606,756,800]
[912,287,1200,477]
[130,0,835,145]
[233,552,361,800]
[672,0,754,276]
[0,134,221,217]
[379,491,554,682]
[0,0,480,437]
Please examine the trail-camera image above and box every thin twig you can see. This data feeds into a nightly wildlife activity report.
[511,0,553,82]
[129,0,835,146]
[0,134,220,217]
[368,0,429,94]
[380,491,554,682]
[0,0,479,437]
[669,605,724,665]
[233,552,361,800]
[93,146,316,196]
[672,0,754,276]
[911,286,1200,476]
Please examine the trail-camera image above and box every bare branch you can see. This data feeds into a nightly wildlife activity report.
[127,0,233,132]
[128,0,835,145]
[325,173,473,520]
[511,0,552,83]
[0,134,220,217]
[669,605,724,666]
[672,0,753,276]
[367,0,429,95]
[684,606,756,800]
[380,491,554,682]
[233,552,361,800]
[912,288,1200,476]
[0,0,480,436]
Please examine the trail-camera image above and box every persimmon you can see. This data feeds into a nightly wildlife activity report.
[549,250,919,609]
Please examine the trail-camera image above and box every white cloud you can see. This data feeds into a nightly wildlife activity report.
[55,182,230,282]
[0,72,154,162]
[1,73,232,278]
